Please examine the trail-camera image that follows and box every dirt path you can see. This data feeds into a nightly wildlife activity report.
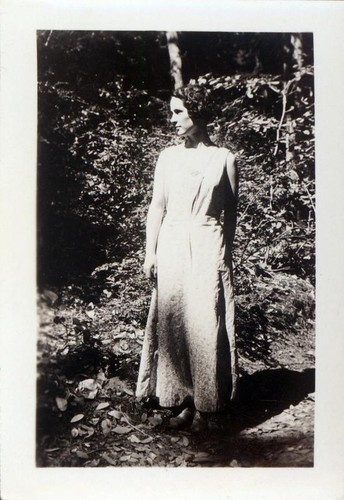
[221,394,314,467]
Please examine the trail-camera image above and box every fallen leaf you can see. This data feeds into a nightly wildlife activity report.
[85,309,95,319]
[113,425,132,435]
[101,418,112,435]
[96,402,110,411]
[78,379,100,399]
[76,450,89,459]
[88,459,100,467]
[70,414,84,423]
[97,369,106,383]
[105,377,133,395]
[45,448,60,453]
[79,424,95,438]
[102,452,117,466]
[229,459,240,467]
[108,410,122,419]
[181,436,189,447]
[128,434,141,444]
[120,414,131,423]
[140,436,153,444]
[128,434,152,444]
[183,449,195,456]
[85,389,98,400]
[71,428,79,437]
[78,379,99,391]
[55,396,68,412]
[193,452,210,463]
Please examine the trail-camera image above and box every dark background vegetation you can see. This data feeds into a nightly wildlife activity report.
[37,30,315,289]
[37,31,315,467]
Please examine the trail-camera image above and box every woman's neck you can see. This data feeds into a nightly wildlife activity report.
[184,126,212,149]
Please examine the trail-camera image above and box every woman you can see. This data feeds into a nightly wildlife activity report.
[136,84,238,432]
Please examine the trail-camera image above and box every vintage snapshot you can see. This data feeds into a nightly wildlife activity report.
[36,30,316,468]
[3,2,344,499]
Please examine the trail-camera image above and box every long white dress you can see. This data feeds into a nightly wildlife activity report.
[136,142,238,413]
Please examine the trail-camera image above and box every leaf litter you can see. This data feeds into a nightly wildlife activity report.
[37,281,315,468]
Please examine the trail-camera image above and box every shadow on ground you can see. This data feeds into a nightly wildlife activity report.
[232,367,315,431]
[190,368,315,467]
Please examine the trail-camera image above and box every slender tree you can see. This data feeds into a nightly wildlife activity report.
[166,31,183,89]
[291,33,304,70]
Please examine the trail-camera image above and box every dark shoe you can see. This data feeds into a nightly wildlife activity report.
[168,408,194,429]
[140,396,160,410]
[191,411,208,433]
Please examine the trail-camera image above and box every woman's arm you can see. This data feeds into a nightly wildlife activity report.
[223,152,239,252]
[143,156,166,280]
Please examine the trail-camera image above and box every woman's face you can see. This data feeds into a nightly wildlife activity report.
[170,96,194,136]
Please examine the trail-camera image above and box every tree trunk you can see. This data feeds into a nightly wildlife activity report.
[285,34,305,166]
[166,31,183,90]
[291,33,304,70]
[285,112,295,166]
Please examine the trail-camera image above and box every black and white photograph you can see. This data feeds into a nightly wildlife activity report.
[1,1,344,499]
[36,30,316,468]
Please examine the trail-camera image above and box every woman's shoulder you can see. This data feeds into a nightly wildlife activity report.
[217,145,235,156]
[212,145,236,165]
[158,144,182,159]
[155,145,181,173]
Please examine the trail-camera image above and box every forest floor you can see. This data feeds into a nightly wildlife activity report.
[37,272,315,468]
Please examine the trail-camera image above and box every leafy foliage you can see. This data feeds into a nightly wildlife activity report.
[38,76,171,282]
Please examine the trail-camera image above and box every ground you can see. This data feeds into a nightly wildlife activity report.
[37,272,315,468]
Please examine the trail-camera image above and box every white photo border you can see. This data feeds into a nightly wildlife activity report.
[1,1,344,499]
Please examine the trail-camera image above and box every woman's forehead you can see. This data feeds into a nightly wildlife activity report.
[170,96,186,111]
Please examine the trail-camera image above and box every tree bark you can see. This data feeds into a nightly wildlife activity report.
[166,31,183,90]
[291,33,304,70]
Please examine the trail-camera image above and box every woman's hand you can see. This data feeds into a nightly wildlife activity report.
[143,254,157,281]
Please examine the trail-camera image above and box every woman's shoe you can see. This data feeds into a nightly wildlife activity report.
[168,408,194,429]
[191,411,208,433]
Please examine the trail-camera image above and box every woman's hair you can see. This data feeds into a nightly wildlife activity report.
[172,83,213,124]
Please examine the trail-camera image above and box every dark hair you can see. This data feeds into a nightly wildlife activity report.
[172,83,213,123]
